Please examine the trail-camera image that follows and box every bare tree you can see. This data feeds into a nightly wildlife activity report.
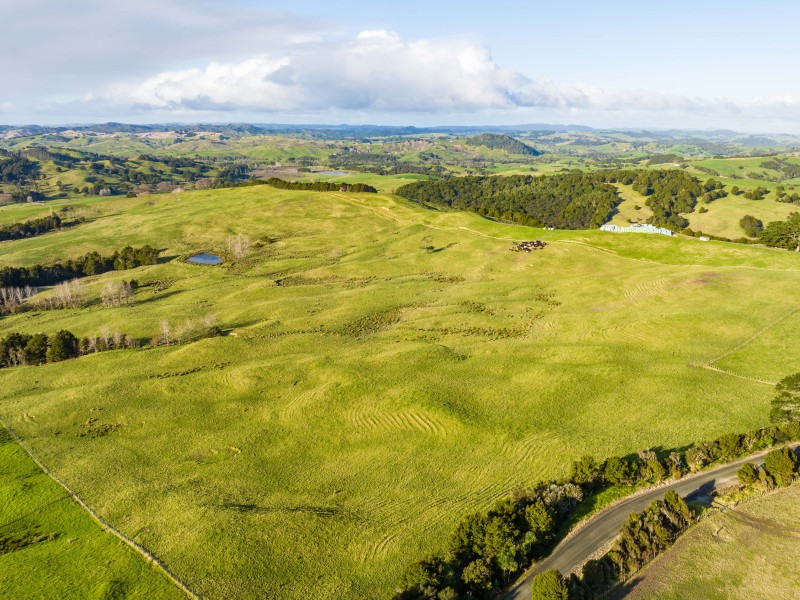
[0,285,37,313]
[159,320,172,346]
[226,233,251,258]
[100,281,134,307]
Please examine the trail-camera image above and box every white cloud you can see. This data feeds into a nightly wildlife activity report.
[110,32,530,113]
[102,30,800,125]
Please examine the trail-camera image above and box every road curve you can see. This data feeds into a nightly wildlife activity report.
[504,444,800,600]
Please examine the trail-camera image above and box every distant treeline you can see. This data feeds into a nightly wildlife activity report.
[465,133,540,156]
[329,151,445,177]
[396,373,800,600]
[258,177,377,193]
[396,169,720,231]
[0,213,63,242]
[0,245,160,288]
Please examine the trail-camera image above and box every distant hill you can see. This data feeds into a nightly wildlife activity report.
[465,133,540,155]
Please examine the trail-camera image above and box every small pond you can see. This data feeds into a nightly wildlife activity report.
[187,253,223,265]
[317,170,349,176]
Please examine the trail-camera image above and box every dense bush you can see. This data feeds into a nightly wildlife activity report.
[396,172,620,230]
[397,169,709,231]
[465,134,540,156]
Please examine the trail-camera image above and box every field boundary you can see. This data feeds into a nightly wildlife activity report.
[0,417,199,600]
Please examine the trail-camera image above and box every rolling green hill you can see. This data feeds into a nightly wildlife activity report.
[0,182,798,598]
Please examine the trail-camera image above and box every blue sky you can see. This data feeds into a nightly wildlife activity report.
[3,0,800,131]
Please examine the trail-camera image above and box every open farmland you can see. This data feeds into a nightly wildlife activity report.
[0,185,799,598]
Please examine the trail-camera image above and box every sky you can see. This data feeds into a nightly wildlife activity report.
[3,0,800,131]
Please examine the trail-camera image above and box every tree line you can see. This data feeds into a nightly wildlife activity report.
[259,177,378,193]
[0,328,135,367]
[0,245,160,288]
[395,374,800,599]
[0,212,65,242]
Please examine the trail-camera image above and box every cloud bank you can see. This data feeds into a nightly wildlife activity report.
[102,30,798,124]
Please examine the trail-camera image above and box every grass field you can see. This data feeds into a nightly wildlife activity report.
[623,484,800,599]
[684,194,798,239]
[0,185,799,598]
[0,426,183,599]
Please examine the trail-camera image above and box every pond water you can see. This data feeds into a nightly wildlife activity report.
[317,170,349,176]
[187,253,222,265]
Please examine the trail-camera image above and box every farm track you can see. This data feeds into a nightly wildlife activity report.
[0,418,198,600]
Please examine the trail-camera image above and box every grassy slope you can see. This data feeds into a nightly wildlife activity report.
[623,484,800,599]
[686,194,798,239]
[0,186,799,598]
[608,184,653,226]
[0,427,183,599]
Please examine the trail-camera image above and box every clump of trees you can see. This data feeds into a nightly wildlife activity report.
[771,372,800,421]
[759,212,800,251]
[743,186,769,201]
[621,169,704,230]
[738,446,799,489]
[0,328,135,367]
[397,169,712,231]
[739,215,764,237]
[100,280,135,307]
[465,134,540,156]
[0,285,37,314]
[0,245,160,288]
[0,152,42,201]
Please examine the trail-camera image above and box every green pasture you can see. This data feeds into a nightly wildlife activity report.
[0,426,183,599]
[0,185,799,598]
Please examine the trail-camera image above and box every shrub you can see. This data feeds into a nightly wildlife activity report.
[529,570,569,600]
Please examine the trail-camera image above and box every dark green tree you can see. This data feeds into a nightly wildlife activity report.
[529,569,569,600]
[738,215,763,237]
[47,330,79,363]
[763,446,798,485]
[24,333,48,365]
[760,213,800,251]
[737,462,759,486]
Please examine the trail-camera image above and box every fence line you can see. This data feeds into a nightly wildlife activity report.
[0,418,199,599]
